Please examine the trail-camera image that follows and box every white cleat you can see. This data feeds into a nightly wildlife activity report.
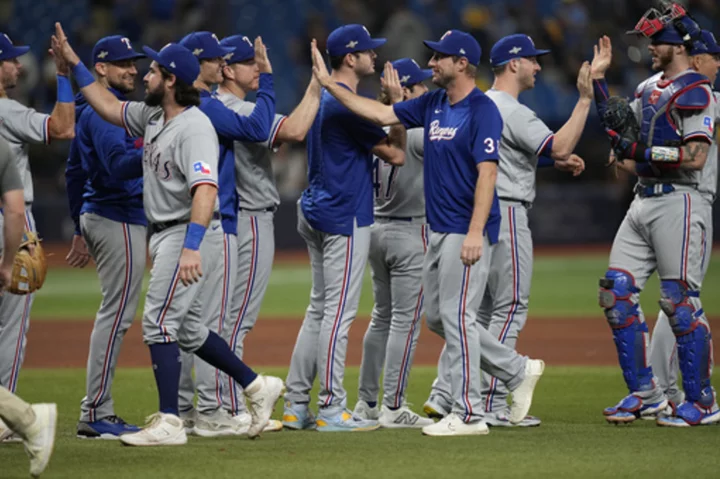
[244,375,285,439]
[421,413,489,437]
[179,409,197,436]
[230,411,283,434]
[24,404,58,478]
[353,400,380,421]
[379,405,434,429]
[0,418,13,442]
[510,359,545,425]
[485,411,541,428]
[193,410,241,438]
[120,413,187,447]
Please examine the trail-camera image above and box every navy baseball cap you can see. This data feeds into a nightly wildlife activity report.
[142,43,200,85]
[381,58,432,86]
[91,36,146,65]
[179,31,234,60]
[690,30,720,55]
[326,24,386,57]
[490,34,550,67]
[424,30,481,66]
[220,35,255,64]
[649,24,685,45]
[0,33,30,62]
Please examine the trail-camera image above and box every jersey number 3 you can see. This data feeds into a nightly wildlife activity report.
[373,157,398,200]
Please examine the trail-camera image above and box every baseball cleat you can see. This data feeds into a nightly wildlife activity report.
[0,418,14,442]
[244,375,285,439]
[423,395,450,420]
[193,410,241,438]
[353,400,379,421]
[421,413,489,437]
[120,413,187,446]
[485,411,541,428]
[24,404,57,478]
[379,405,434,429]
[77,415,140,439]
[178,409,197,435]
[282,402,317,430]
[231,411,284,434]
[509,359,545,424]
[603,394,668,424]
[656,401,720,427]
[315,408,380,432]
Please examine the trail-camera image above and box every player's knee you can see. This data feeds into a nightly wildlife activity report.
[598,269,640,328]
[425,315,444,337]
[659,279,703,336]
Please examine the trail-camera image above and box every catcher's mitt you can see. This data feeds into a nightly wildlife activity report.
[9,231,48,295]
[602,96,641,161]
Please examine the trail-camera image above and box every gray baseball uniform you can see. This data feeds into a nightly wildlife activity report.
[478,89,553,414]
[0,99,49,392]
[357,127,428,409]
[649,90,719,405]
[121,101,223,350]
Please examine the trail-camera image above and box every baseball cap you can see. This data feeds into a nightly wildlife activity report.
[490,34,550,67]
[423,30,481,66]
[179,31,235,60]
[380,58,432,86]
[0,33,30,62]
[142,43,200,85]
[220,35,255,64]
[326,24,386,57]
[91,35,146,65]
[690,30,720,56]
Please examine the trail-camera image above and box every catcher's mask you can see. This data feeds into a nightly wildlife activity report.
[627,2,686,38]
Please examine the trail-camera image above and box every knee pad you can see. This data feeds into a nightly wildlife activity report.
[659,280,703,335]
[599,269,640,328]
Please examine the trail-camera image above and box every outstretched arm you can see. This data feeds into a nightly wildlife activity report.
[551,62,593,161]
[275,75,322,143]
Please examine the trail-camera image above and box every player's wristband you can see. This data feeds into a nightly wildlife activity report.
[71,62,95,89]
[537,155,554,168]
[56,75,74,103]
[183,222,206,251]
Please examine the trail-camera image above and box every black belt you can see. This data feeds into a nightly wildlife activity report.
[239,206,276,212]
[498,197,531,208]
[149,211,221,236]
[634,184,676,198]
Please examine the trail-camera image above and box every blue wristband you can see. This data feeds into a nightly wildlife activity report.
[56,74,74,103]
[71,62,95,89]
[537,155,554,168]
[183,222,206,251]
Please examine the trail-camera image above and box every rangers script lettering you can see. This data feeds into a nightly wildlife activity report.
[428,120,458,141]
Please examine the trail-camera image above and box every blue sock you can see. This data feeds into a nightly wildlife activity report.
[367,401,377,409]
[195,331,258,389]
[148,343,181,415]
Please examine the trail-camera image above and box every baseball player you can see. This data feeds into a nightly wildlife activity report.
[0,32,75,406]
[282,24,406,433]
[52,23,284,445]
[310,29,545,436]
[592,6,720,426]
[65,35,147,440]
[173,31,280,438]
[0,136,57,477]
[351,58,434,429]
[212,34,321,430]
[647,29,719,414]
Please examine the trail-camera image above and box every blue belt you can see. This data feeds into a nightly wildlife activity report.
[635,184,675,198]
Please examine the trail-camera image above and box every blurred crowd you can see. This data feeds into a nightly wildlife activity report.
[1,0,718,203]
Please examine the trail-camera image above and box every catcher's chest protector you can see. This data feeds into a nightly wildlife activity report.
[638,71,710,146]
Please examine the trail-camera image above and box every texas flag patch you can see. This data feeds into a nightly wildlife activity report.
[704,116,714,133]
[193,161,212,176]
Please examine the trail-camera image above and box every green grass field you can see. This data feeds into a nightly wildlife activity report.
[32,253,720,320]
[2,367,719,478]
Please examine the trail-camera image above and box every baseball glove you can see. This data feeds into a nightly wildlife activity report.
[602,96,642,162]
[9,231,48,295]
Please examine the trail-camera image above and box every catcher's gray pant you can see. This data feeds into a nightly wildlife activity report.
[479,201,533,414]
[179,233,236,414]
[79,213,146,422]
[358,220,427,409]
[0,209,36,393]
[141,221,223,351]
[285,203,370,409]
[222,210,275,416]
[650,205,714,405]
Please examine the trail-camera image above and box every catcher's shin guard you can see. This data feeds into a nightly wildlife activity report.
[599,269,655,392]
[659,280,713,404]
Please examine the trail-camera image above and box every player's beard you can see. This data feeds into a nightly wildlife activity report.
[652,48,674,71]
[432,70,454,89]
[108,77,135,95]
[144,83,166,107]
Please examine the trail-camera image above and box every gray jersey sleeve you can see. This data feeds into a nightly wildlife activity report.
[121,101,158,138]
[0,138,22,195]
[177,133,219,190]
[0,99,50,145]
[505,105,553,156]
[407,127,424,161]
[231,101,286,149]
[679,85,715,142]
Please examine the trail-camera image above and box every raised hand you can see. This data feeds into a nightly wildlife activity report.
[51,22,81,68]
[554,153,585,177]
[381,62,404,104]
[254,36,273,74]
[310,39,331,87]
[591,35,612,79]
[576,61,593,100]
